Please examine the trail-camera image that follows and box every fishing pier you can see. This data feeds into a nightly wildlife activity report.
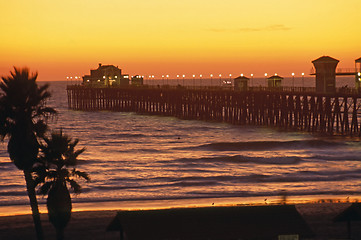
[67,56,361,137]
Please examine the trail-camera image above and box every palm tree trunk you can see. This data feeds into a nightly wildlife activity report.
[56,228,64,240]
[24,170,44,240]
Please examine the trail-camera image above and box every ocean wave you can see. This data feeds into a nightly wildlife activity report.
[262,174,361,183]
[178,139,345,152]
[108,133,147,138]
[0,161,13,167]
[183,189,361,199]
[309,154,361,162]
[175,155,302,165]
[0,191,27,196]
[90,169,361,193]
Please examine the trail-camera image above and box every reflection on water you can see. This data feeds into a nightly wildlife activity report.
[1,81,361,210]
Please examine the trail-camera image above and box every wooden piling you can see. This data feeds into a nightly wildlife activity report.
[67,85,361,137]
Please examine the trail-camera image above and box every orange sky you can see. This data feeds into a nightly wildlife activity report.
[0,0,360,81]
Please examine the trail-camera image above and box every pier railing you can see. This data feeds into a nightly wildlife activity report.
[69,84,361,95]
[67,85,361,137]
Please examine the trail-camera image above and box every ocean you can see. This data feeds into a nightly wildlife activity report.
[1,78,361,215]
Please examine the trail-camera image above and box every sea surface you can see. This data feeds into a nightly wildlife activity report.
[1,78,361,215]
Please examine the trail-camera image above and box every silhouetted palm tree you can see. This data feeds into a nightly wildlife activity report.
[35,130,90,240]
[0,67,56,240]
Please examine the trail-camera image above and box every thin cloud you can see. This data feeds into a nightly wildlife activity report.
[264,24,291,31]
[208,24,291,33]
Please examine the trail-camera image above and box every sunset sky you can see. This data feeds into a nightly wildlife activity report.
[1,0,360,81]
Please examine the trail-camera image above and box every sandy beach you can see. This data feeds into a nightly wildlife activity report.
[1,202,361,240]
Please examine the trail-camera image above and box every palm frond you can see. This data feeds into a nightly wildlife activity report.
[65,148,85,166]
[32,164,47,186]
[67,179,82,194]
[37,181,54,195]
[72,169,90,181]
[33,120,48,138]
[37,129,90,198]
[46,170,60,180]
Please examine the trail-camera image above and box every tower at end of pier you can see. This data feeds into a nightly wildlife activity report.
[312,56,339,93]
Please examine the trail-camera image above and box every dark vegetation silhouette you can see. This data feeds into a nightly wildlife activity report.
[0,67,56,240]
[0,67,89,240]
[35,130,90,240]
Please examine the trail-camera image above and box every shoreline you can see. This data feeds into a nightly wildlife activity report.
[1,194,360,217]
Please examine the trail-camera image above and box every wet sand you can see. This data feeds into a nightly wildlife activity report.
[0,202,360,240]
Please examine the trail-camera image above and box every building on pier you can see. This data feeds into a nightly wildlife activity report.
[82,63,129,86]
[355,57,361,90]
[267,75,283,88]
[312,56,339,93]
[234,75,249,90]
[131,75,144,86]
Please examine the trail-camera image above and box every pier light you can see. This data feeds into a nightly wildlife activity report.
[177,75,179,78]
[302,73,305,76]
[162,75,164,78]
[200,74,202,78]
[264,73,267,88]
[292,73,295,76]
[193,74,195,78]
[103,76,106,79]
[210,74,213,77]
[70,77,72,79]
[87,80,90,82]
[219,74,222,77]
[66,77,69,79]
[183,74,185,78]
[97,79,100,82]
[115,76,118,78]
[275,73,278,76]
[241,73,243,77]
[251,74,253,77]
[358,72,361,76]
[229,74,232,77]
[166,75,169,78]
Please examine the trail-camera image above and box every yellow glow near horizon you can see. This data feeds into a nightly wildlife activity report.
[0,0,360,80]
